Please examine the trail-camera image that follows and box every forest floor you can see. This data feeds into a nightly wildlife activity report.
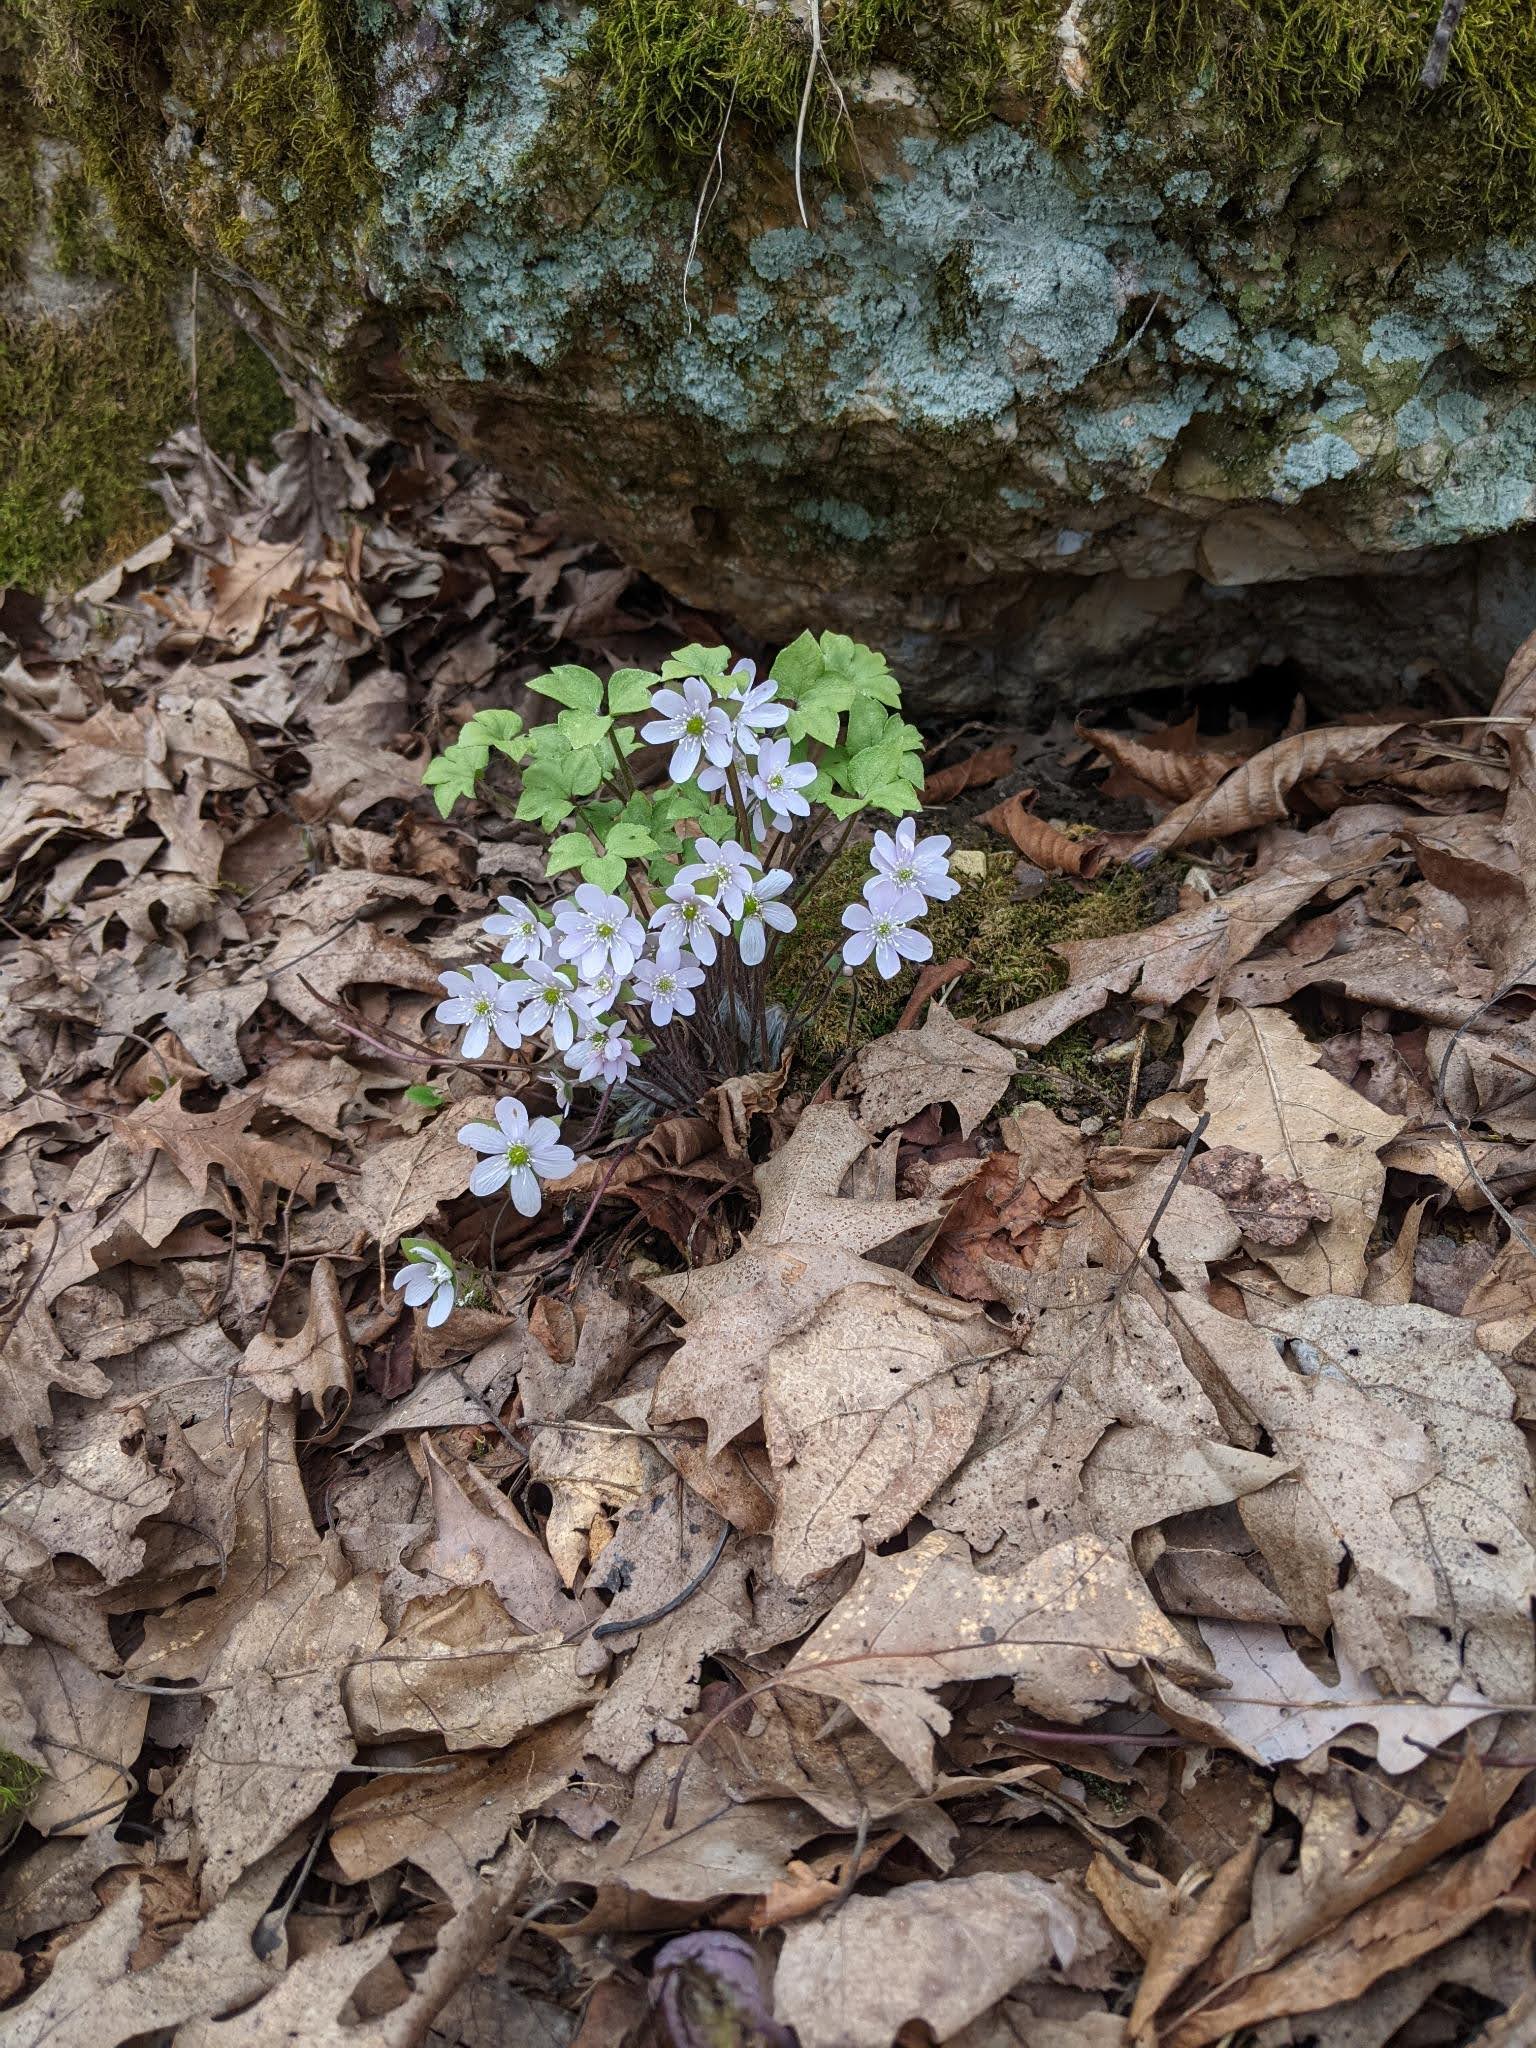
[2,399,1535,2048]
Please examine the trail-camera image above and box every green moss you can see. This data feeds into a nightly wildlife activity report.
[570,0,1061,179]
[0,1749,42,1816]
[0,18,37,282]
[1082,0,1536,240]
[771,848,1161,1077]
[17,0,377,287]
[569,0,1536,240]
[0,281,288,591]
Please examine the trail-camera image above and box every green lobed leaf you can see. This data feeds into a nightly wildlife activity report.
[404,1085,446,1110]
[607,667,658,715]
[661,642,733,686]
[529,664,605,713]
[421,752,483,818]
[605,820,660,858]
[557,706,613,750]
[545,832,592,877]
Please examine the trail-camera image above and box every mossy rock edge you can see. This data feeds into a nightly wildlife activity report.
[15,2,1536,695]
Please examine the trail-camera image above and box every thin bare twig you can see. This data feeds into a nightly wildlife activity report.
[1421,0,1466,87]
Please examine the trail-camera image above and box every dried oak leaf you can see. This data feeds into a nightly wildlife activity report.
[0,1295,108,1473]
[1079,716,1251,805]
[329,1716,585,1908]
[6,1643,149,1838]
[774,1872,1106,2048]
[585,1480,750,1772]
[241,1258,354,1416]
[1266,1295,1536,1703]
[113,1082,326,1222]
[923,1149,1057,1301]
[404,1439,583,1636]
[1185,1143,1332,1247]
[783,1530,1212,1789]
[762,1283,1006,1585]
[1196,1006,1404,1296]
[1191,1620,1502,1773]
[853,1010,1016,1139]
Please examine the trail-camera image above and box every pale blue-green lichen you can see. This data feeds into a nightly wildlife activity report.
[361,3,1536,582]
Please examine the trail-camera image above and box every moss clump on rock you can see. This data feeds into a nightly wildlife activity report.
[771,846,1161,1075]
[569,0,1536,242]
[17,0,377,288]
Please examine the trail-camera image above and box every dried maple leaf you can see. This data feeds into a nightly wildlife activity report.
[783,1529,1213,1789]
[762,1283,1005,1585]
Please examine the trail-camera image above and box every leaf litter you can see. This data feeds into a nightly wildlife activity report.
[0,402,1534,2048]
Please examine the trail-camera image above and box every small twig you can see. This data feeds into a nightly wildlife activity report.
[684,84,736,323]
[1421,0,1466,87]
[1123,1023,1148,1123]
[592,1519,731,1640]
[1109,1112,1210,1297]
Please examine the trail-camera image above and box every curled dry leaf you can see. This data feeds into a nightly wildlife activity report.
[240,1257,354,1416]
[1079,717,1249,804]
[977,788,1109,876]
[1134,721,1408,854]
[919,739,1017,806]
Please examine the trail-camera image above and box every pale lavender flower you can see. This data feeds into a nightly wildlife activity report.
[566,1022,640,1089]
[553,882,645,981]
[482,894,544,965]
[841,880,934,980]
[641,676,735,782]
[434,964,524,1059]
[725,659,788,756]
[515,958,593,1051]
[649,884,731,967]
[747,738,816,833]
[734,869,796,967]
[392,1246,457,1328]
[676,837,761,917]
[457,1096,577,1213]
[870,817,959,905]
[633,951,704,1027]
[579,964,621,1017]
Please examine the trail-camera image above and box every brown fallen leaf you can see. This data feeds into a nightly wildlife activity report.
[928,1284,1279,1568]
[853,1010,1016,1139]
[1164,1803,1536,2048]
[1121,1836,1261,2048]
[922,1149,1056,1300]
[762,1283,1005,1585]
[1185,1143,1332,1246]
[1,1850,294,2048]
[773,1871,1107,2048]
[985,847,1349,1050]
[919,739,1017,806]
[1195,1005,1404,1295]
[241,1258,354,1417]
[1133,720,1408,854]
[1191,1619,1503,1772]
[977,789,1109,876]
[114,1083,326,1222]
[6,1643,148,1838]
[1079,716,1252,805]
[783,1530,1213,1789]
[584,1478,750,1771]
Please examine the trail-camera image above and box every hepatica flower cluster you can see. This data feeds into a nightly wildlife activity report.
[394,633,954,1319]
